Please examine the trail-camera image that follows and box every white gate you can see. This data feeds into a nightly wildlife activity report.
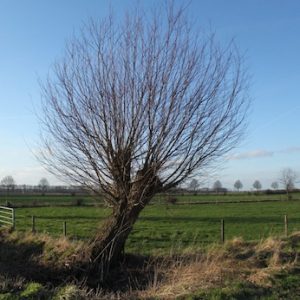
[0,206,15,229]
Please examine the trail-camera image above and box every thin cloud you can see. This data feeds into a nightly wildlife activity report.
[227,145,300,161]
[279,147,300,154]
[227,149,274,160]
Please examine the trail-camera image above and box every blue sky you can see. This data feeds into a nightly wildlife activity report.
[0,0,299,189]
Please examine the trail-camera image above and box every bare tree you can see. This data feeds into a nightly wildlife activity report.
[253,180,262,192]
[39,3,249,276]
[279,168,297,198]
[189,179,200,194]
[271,181,278,190]
[213,180,222,192]
[38,178,50,194]
[234,179,243,191]
[1,175,15,192]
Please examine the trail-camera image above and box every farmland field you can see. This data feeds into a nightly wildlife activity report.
[0,194,100,207]
[11,199,300,255]
[0,191,299,207]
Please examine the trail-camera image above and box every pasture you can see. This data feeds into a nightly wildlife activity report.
[12,198,300,255]
[0,191,297,207]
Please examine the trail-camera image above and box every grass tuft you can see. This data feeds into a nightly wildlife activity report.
[20,282,45,299]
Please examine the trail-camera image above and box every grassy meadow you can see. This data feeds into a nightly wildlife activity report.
[0,194,100,207]
[0,191,297,207]
[11,199,300,255]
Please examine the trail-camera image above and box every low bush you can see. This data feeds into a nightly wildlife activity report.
[72,198,84,206]
[166,196,178,205]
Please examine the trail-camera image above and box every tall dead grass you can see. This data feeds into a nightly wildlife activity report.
[1,228,300,299]
[136,234,300,299]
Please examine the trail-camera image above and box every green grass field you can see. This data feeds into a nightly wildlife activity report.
[1,191,298,207]
[11,200,300,255]
[0,194,101,206]
[155,192,297,203]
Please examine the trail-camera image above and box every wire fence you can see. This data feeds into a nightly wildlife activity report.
[16,213,294,245]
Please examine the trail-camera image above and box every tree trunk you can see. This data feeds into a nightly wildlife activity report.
[87,200,145,279]
[86,166,162,280]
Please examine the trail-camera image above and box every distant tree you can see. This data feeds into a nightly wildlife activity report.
[253,180,262,192]
[1,176,15,191]
[189,179,200,194]
[271,181,278,190]
[213,180,222,192]
[38,178,50,194]
[279,168,297,198]
[234,180,243,191]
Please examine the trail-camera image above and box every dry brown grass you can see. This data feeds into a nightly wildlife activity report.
[4,230,84,266]
[136,242,248,299]
[245,236,296,287]
[135,234,300,299]
[2,228,300,299]
[146,255,223,298]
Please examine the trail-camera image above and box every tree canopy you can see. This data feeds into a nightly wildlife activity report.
[234,179,243,191]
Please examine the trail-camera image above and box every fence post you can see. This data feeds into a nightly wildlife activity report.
[284,214,288,237]
[12,208,15,230]
[32,216,36,233]
[221,219,225,243]
[63,221,67,237]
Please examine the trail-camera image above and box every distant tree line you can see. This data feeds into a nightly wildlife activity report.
[0,167,298,196]
[0,176,89,195]
[185,167,298,194]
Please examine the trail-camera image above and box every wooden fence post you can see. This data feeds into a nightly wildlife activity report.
[32,216,36,233]
[63,221,67,237]
[284,214,288,237]
[12,209,15,230]
[221,219,225,243]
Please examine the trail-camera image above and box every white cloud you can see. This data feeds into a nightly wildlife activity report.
[227,149,274,160]
[227,145,300,161]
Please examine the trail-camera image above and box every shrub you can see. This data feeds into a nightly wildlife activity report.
[166,196,178,205]
[72,198,83,206]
